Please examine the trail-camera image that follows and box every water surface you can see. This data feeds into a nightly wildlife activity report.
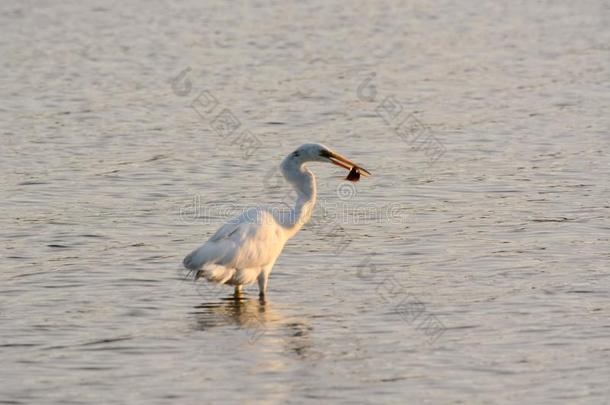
[1,1,609,403]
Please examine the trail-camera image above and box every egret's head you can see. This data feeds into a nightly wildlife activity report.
[288,143,371,180]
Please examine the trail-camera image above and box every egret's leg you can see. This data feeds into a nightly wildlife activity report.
[234,285,242,295]
[257,271,268,298]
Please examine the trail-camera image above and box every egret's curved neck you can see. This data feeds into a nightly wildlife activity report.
[280,157,317,239]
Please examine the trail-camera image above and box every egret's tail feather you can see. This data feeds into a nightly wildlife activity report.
[232,268,260,285]
[182,251,200,271]
[199,264,235,284]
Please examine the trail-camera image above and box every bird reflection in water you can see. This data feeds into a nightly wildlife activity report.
[193,293,272,342]
[191,293,320,359]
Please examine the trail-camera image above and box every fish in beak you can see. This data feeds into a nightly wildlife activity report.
[321,150,371,182]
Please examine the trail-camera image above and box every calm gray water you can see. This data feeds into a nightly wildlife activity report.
[1,1,609,404]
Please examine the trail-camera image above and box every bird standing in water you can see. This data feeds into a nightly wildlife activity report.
[182,143,370,298]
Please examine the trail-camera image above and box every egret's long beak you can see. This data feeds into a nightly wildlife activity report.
[324,150,371,177]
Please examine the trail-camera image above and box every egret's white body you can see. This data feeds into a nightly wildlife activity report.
[182,143,369,297]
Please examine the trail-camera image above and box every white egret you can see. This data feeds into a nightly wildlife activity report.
[182,143,370,298]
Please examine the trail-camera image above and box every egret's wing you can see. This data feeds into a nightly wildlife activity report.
[207,216,242,242]
[183,208,285,274]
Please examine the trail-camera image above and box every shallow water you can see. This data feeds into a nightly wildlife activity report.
[1,1,609,403]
